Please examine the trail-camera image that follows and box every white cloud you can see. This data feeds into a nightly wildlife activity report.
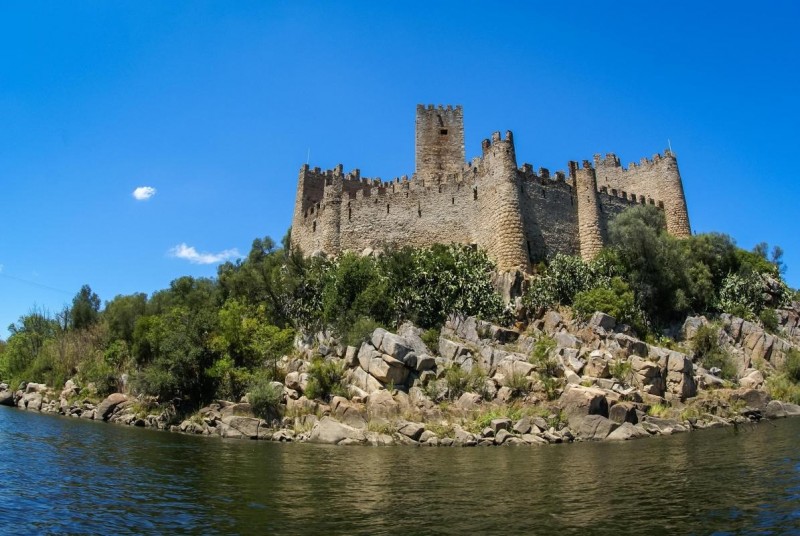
[168,243,240,265]
[133,186,157,201]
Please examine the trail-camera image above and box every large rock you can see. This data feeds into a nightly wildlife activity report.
[219,415,261,439]
[577,415,618,441]
[589,312,616,331]
[95,393,128,421]
[765,400,800,419]
[681,316,708,341]
[348,366,383,394]
[606,422,650,441]
[731,388,770,411]
[397,421,425,441]
[368,355,409,385]
[665,351,696,399]
[22,392,43,411]
[366,389,399,418]
[379,332,413,362]
[308,417,366,445]
[439,338,468,361]
[739,369,765,390]
[631,356,665,396]
[559,386,609,428]
[25,382,47,394]
[397,322,433,356]
[0,389,14,407]
[609,402,638,424]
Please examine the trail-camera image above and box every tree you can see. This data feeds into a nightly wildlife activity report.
[104,293,147,344]
[70,285,101,330]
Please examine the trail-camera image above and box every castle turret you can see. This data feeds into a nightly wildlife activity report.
[659,150,691,237]
[318,165,344,255]
[575,160,603,261]
[475,131,530,272]
[415,104,465,185]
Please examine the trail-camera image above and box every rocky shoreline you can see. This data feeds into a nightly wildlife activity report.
[3,306,800,447]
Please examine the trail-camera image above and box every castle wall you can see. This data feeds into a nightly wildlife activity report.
[291,105,689,272]
[338,178,475,252]
[519,169,579,263]
[594,151,691,237]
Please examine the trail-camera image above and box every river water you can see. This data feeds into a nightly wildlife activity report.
[1,407,799,535]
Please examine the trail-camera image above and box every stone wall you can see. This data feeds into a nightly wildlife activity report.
[290,105,689,272]
[594,151,691,237]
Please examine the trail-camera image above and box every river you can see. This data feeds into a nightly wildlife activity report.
[1,406,799,534]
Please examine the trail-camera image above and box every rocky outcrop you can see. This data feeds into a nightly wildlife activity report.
[4,301,800,449]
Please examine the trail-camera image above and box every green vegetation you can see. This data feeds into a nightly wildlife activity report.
[647,403,671,418]
[609,359,633,385]
[304,358,348,401]
[443,365,488,401]
[0,236,507,414]
[248,374,283,420]
[524,205,790,335]
[692,324,736,380]
[0,204,795,422]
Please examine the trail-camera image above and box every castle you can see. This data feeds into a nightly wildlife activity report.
[291,105,691,273]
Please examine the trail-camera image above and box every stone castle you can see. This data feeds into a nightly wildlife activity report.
[291,105,691,273]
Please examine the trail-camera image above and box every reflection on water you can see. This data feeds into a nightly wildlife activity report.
[1,407,799,534]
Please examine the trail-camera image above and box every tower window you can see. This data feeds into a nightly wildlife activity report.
[440,129,448,135]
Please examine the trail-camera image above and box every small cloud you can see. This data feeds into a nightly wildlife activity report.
[0,264,3,273]
[168,243,240,265]
[133,186,157,201]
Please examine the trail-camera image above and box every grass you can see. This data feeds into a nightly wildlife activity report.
[692,324,737,380]
[647,403,672,418]
[609,360,633,385]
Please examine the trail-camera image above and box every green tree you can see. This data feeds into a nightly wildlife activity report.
[104,293,147,344]
[70,285,101,330]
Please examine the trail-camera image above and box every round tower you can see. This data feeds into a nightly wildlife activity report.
[475,131,530,272]
[575,160,604,261]
[658,150,691,237]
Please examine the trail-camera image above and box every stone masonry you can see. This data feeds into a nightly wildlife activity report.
[291,105,691,272]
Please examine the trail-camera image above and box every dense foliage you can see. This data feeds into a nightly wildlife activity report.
[525,205,792,333]
[0,237,506,411]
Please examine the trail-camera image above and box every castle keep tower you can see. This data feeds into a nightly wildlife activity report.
[415,105,465,184]
[290,105,692,274]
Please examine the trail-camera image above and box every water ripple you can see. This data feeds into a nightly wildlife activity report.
[2,407,800,534]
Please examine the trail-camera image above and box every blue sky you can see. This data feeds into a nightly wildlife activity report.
[2,1,799,338]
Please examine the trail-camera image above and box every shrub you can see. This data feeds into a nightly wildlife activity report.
[342,316,382,348]
[529,336,558,376]
[421,328,440,350]
[766,375,800,405]
[524,254,613,312]
[572,277,644,333]
[784,349,800,383]
[248,374,283,420]
[304,358,347,402]
[759,309,779,334]
[504,371,531,398]
[443,364,487,400]
[717,272,766,319]
[609,360,633,385]
[692,324,737,380]
[539,375,562,401]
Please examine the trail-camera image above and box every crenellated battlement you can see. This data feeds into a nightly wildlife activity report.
[291,105,691,271]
